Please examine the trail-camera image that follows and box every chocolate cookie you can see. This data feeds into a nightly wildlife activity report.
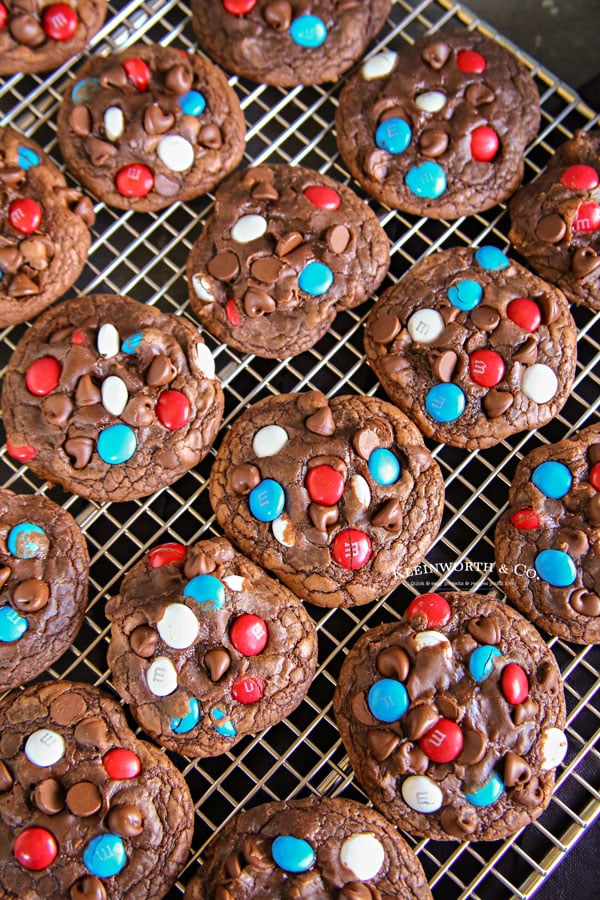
[0,680,193,899]
[364,245,577,450]
[333,592,567,841]
[106,536,318,757]
[184,796,432,899]
[335,29,540,218]
[509,129,600,311]
[0,1,107,75]
[190,0,391,87]
[0,125,95,328]
[0,489,89,690]
[1,293,224,502]
[57,44,246,212]
[495,423,600,644]
[208,391,444,608]
[187,164,390,358]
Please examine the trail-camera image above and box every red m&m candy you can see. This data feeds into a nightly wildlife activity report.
[0,3,8,29]
[589,463,600,491]
[156,390,190,430]
[148,542,187,568]
[116,164,154,198]
[231,676,265,704]
[42,4,79,41]
[9,198,42,234]
[305,465,345,506]
[511,508,540,530]
[230,614,268,656]
[6,441,36,462]
[420,718,464,763]
[102,748,141,780]
[303,185,341,210]
[456,49,486,73]
[226,298,242,326]
[501,663,529,705]
[470,126,499,162]
[406,593,451,627]
[573,202,600,233]
[223,0,257,13]
[72,330,87,345]
[123,57,151,91]
[560,165,599,191]
[469,349,505,387]
[331,529,372,570]
[25,357,62,396]
[14,827,58,870]
[506,297,541,332]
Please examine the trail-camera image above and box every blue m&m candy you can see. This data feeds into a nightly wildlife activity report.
[425,383,466,422]
[7,523,47,559]
[71,77,99,103]
[289,14,327,48]
[448,279,483,311]
[465,772,504,807]
[469,645,502,683]
[121,332,143,354]
[97,424,137,465]
[249,479,285,522]
[298,261,334,296]
[178,90,206,116]
[535,549,577,587]
[17,146,40,170]
[0,606,28,642]
[405,162,446,199]
[531,461,572,499]
[212,708,237,737]
[83,834,127,878]
[272,835,315,873]
[375,118,411,155]
[171,698,200,734]
[368,679,409,723]
[368,448,401,485]
[183,574,225,609]
[475,245,509,271]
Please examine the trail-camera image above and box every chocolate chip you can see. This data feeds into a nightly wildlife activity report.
[339,884,374,900]
[376,646,409,681]
[535,213,567,243]
[242,835,273,870]
[66,781,102,817]
[180,114,201,144]
[512,697,539,726]
[536,292,559,325]
[436,693,462,720]
[308,503,339,531]
[244,287,276,318]
[143,104,176,136]
[457,729,487,765]
[9,14,45,46]
[121,397,155,427]
[231,463,261,494]
[503,751,532,788]
[363,148,388,182]
[74,196,96,228]
[129,624,158,658]
[465,83,496,105]
[404,704,439,741]
[371,314,400,345]
[589,443,600,465]
[107,804,144,836]
[164,64,193,95]
[275,231,303,257]
[0,165,25,187]
[50,691,87,725]
[305,406,335,436]
[75,374,101,407]
[208,251,240,282]
[470,305,500,331]
[557,526,589,556]
[13,579,49,613]
[263,0,292,31]
[513,335,538,365]
[536,660,560,694]
[198,124,223,149]
[251,181,280,201]
[372,498,403,531]
[185,547,220,577]
[352,427,380,460]
[204,647,231,681]
[0,760,13,792]
[394,741,428,775]
[421,39,451,68]
[43,394,73,426]
[224,851,244,879]
[0,246,23,274]
[512,774,544,807]
[69,106,93,137]
[588,494,600,527]
[325,224,351,254]
[439,805,478,837]
[250,256,282,283]
[419,129,449,158]
[86,137,117,168]
[64,437,94,470]
[569,589,600,617]
[307,455,347,477]
[146,354,177,387]
[572,246,600,279]
[99,65,128,88]
[367,728,399,761]
[431,349,458,382]
[214,888,235,900]
[379,105,411,125]
[74,717,108,749]
[70,875,108,900]
[0,567,10,589]
[33,778,65,815]
[351,691,377,726]
[467,615,501,645]
[483,389,514,419]
[8,273,39,296]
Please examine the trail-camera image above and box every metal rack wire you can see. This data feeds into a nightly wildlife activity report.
[0,1,598,897]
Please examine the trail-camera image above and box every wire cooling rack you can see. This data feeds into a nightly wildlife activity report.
[0,1,599,897]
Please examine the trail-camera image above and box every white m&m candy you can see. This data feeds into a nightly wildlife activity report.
[25,729,66,767]
[407,308,445,344]
[540,727,568,770]
[157,603,199,650]
[361,50,398,80]
[521,364,558,404]
[157,135,195,173]
[147,657,178,696]
[252,425,288,457]
[340,832,385,881]
[401,774,443,813]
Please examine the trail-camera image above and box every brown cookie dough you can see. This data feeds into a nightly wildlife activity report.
[106,536,318,757]
[335,29,540,218]
[364,246,577,450]
[0,0,107,75]
[0,680,193,900]
[509,128,600,311]
[333,592,567,842]
[190,0,391,87]
[0,489,89,690]
[0,125,94,328]
[1,293,224,502]
[187,164,390,358]
[495,423,600,644]
[57,44,246,212]
[208,391,444,608]
[184,796,432,899]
